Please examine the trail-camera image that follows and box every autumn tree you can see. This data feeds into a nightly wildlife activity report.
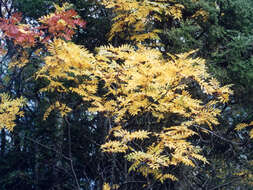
[1,0,252,190]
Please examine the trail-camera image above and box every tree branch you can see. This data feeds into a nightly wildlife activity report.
[65,116,81,190]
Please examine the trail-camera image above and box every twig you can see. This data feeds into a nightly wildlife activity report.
[194,125,245,146]
[25,136,71,161]
[209,179,239,190]
[65,116,81,190]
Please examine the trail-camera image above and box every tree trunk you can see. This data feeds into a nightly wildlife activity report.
[53,114,64,190]
[1,129,6,156]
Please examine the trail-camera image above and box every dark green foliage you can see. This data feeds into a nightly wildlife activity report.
[158,0,253,93]
[13,0,56,18]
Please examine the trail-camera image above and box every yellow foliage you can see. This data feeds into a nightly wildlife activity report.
[37,39,232,181]
[103,183,111,190]
[101,140,129,153]
[102,183,118,190]
[0,93,26,131]
[36,39,97,97]
[9,50,29,68]
[93,45,232,124]
[101,0,210,42]
[192,9,209,22]
[235,123,249,131]
[101,0,185,41]
[94,44,231,181]
[43,101,72,120]
[113,129,150,142]
[235,122,253,139]
[54,2,72,13]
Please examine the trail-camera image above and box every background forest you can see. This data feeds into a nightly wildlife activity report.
[0,0,253,190]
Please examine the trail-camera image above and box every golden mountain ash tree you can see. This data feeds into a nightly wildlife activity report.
[2,0,232,182]
[35,38,97,119]
[101,0,208,42]
[102,0,184,41]
[37,39,232,181]
[94,44,232,182]
[1,2,231,183]
[0,93,26,131]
